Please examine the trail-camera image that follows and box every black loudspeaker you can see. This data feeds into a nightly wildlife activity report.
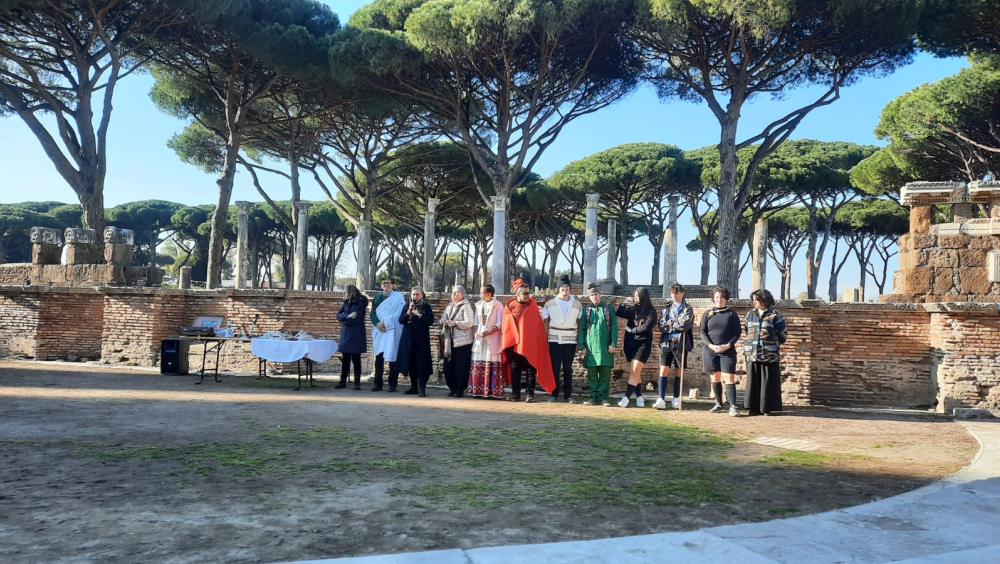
[160,338,190,375]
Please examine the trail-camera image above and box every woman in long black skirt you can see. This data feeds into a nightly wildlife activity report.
[743,289,788,416]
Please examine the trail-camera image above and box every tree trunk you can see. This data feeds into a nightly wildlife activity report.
[715,119,741,294]
[700,246,711,285]
[206,129,242,288]
[804,200,819,299]
[828,270,838,302]
[78,188,106,245]
[783,258,792,300]
[651,242,661,287]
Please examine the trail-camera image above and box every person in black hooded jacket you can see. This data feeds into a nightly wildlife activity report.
[335,285,368,390]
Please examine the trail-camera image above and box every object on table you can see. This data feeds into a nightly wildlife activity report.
[295,330,313,341]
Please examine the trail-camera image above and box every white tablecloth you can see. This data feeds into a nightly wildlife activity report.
[250,339,338,363]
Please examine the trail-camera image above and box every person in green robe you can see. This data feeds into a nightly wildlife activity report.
[578,282,618,406]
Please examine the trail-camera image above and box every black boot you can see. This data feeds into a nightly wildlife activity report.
[371,356,384,391]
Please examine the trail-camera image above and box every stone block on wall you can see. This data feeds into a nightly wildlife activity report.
[104,243,134,266]
[933,268,955,295]
[898,268,933,295]
[64,243,102,265]
[912,234,937,249]
[925,249,957,268]
[968,235,996,249]
[959,266,993,295]
[32,243,61,265]
[960,249,988,268]
[939,234,971,249]
[898,234,911,254]
[909,205,933,234]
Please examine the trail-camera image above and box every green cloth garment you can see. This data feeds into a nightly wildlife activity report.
[578,302,618,367]
[370,292,387,325]
[587,365,612,403]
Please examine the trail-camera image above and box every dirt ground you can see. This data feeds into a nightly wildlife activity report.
[0,360,979,563]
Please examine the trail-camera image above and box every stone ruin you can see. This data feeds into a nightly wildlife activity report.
[885,180,1000,302]
[0,226,161,287]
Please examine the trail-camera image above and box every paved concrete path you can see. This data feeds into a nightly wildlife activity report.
[290,422,1000,564]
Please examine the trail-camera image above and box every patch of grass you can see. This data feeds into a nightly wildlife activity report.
[761,450,837,468]
[368,459,420,473]
[870,442,896,449]
[768,506,800,517]
[408,481,505,509]
[315,460,361,473]
[261,425,360,446]
[638,478,733,505]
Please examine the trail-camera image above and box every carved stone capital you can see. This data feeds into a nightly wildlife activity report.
[30,226,63,245]
[427,198,441,213]
[295,201,312,215]
[104,227,134,245]
[491,196,510,211]
[65,228,98,245]
[667,195,680,205]
[586,193,600,208]
[235,201,253,215]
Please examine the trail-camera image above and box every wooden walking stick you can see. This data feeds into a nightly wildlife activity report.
[678,331,686,411]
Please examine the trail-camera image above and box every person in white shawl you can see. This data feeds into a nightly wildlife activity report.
[370,277,405,391]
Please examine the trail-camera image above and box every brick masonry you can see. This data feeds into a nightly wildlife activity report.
[1,286,998,412]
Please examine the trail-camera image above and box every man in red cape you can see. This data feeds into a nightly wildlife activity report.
[501,279,555,401]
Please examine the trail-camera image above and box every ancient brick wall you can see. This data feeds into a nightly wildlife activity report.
[927,304,1000,411]
[35,289,103,361]
[2,286,997,412]
[0,291,39,358]
[891,227,1000,302]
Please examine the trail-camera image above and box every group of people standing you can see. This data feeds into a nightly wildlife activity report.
[334,276,788,416]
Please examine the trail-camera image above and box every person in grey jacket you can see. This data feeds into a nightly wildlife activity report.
[441,285,475,397]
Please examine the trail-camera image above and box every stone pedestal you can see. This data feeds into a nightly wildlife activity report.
[63,228,100,265]
[179,266,192,290]
[32,244,62,265]
[30,227,63,265]
[104,243,134,266]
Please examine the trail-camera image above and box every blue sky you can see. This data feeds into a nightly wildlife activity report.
[0,1,968,298]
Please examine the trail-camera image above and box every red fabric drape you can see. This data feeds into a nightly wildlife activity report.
[500,297,555,393]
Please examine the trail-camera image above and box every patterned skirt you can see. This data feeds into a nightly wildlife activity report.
[467,356,505,398]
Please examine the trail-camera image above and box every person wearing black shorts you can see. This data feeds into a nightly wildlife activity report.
[655,283,694,410]
[700,285,742,416]
[616,287,655,408]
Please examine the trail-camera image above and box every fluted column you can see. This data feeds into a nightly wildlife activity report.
[606,218,617,281]
[584,194,599,290]
[423,198,440,292]
[293,202,311,290]
[662,196,679,295]
[235,201,252,289]
[751,217,768,292]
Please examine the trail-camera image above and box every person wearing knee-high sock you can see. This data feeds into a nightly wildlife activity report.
[656,283,694,410]
[616,287,655,408]
[395,286,435,397]
[700,285,742,416]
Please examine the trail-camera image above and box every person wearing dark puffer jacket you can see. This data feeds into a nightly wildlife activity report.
[336,285,368,390]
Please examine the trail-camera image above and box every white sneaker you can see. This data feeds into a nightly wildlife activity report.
[729,405,740,417]
[636,396,645,408]
[671,397,680,410]
[618,396,630,408]
[653,398,667,410]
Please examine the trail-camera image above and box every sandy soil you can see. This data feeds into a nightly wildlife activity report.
[0,360,978,563]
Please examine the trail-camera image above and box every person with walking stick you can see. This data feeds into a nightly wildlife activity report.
[655,283,694,410]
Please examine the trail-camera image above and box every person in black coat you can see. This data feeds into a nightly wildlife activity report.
[615,287,656,408]
[700,285,742,417]
[336,285,368,390]
[395,286,436,397]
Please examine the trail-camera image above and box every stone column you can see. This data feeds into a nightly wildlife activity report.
[910,205,933,234]
[605,219,617,281]
[235,201,252,290]
[584,194,599,290]
[662,196,679,296]
[179,266,192,290]
[355,221,371,290]
[491,196,510,290]
[750,217,768,292]
[423,198,440,292]
[293,202,311,290]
